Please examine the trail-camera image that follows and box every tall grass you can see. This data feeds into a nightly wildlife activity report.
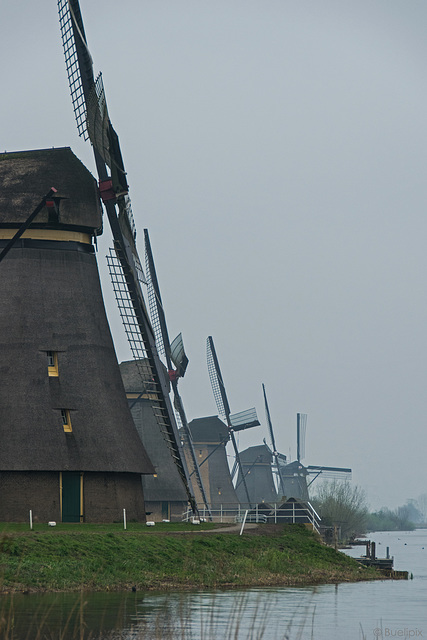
[0,591,317,640]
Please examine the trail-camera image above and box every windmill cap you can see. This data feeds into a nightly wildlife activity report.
[0,148,102,235]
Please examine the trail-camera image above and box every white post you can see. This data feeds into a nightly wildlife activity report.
[256,503,258,522]
[293,501,295,523]
[220,504,223,523]
[240,509,249,536]
[274,504,277,524]
[29,509,33,530]
[123,508,127,530]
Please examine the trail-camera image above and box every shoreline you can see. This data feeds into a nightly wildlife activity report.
[0,522,386,594]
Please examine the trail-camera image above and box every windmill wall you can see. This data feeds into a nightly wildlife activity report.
[279,461,310,502]
[187,416,240,511]
[235,444,278,505]
[0,148,154,522]
[120,359,189,522]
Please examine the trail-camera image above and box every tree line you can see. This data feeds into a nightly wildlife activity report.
[311,481,427,541]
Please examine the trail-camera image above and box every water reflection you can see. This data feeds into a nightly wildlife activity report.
[1,530,426,640]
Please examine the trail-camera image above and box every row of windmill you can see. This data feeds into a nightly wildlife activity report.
[0,0,350,523]
[123,226,352,520]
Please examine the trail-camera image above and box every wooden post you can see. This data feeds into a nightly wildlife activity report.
[333,525,338,551]
[371,541,376,560]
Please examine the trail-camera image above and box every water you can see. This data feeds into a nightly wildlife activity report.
[1,529,426,639]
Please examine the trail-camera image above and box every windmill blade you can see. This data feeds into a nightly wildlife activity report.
[262,383,277,452]
[206,336,259,506]
[262,385,286,497]
[230,458,239,482]
[143,229,210,515]
[58,0,198,515]
[170,333,189,379]
[144,227,169,358]
[229,408,260,431]
[206,336,231,421]
[297,412,307,462]
[307,465,352,481]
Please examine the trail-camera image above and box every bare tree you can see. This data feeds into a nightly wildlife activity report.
[416,494,427,523]
[312,480,368,540]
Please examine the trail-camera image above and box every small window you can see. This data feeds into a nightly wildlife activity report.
[47,351,59,377]
[61,409,72,433]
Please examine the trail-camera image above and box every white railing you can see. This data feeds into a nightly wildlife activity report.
[182,502,321,533]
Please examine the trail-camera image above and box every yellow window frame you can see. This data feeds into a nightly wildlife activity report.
[61,409,72,432]
[47,351,59,377]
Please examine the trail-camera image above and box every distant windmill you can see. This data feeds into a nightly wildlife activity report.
[206,336,260,505]
[278,413,352,501]
[57,0,197,513]
[144,229,211,517]
[234,384,288,504]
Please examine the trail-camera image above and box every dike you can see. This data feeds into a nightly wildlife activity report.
[0,522,384,593]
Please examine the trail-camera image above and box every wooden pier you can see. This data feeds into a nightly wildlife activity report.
[351,539,407,577]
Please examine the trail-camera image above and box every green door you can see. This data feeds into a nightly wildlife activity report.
[62,472,81,522]
[162,501,170,520]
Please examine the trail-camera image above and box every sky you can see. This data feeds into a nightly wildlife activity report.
[1,1,427,510]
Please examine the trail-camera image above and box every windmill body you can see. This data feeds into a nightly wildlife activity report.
[0,148,154,522]
[235,444,278,505]
[277,460,310,502]
[120,359,188,521]
[186,416,239,510]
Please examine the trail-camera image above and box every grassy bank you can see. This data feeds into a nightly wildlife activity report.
[0,522,382,593]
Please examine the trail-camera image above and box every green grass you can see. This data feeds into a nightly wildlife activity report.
[0,523,381,593]
[0,521,219,534]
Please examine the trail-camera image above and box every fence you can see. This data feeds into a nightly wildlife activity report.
[182,501,321,533]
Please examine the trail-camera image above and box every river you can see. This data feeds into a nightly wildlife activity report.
[1,529,426,639]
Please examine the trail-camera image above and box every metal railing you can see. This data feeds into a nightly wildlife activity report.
[181,502,321,533]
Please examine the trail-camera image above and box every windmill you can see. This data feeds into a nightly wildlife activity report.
[0,147,154,523]
[144,228,211,517]
[206,336,260,506]
[233,384,286,504]
[187,416,240,510]
[234,444,278,505]
[278,413,352,502]
[57,0,197,514]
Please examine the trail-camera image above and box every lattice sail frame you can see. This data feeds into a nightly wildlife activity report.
[107,249,180,459]
[144,247,166,358]
[58,0,89,139]
[206,337,228,419]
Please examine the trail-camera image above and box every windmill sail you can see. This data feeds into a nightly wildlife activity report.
[144,229,211,516]
[229,408,259,431]
[170,333,189,379]
[297,412,307,462]
[262,383,286,497]
[206,336,260,506]
[57,0,197,514]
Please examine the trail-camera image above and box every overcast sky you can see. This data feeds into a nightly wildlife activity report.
[2,1,427,510]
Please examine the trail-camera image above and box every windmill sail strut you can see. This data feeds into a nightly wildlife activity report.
[58,0,198,515]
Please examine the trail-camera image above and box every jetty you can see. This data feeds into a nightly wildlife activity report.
[351,539,408,578]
